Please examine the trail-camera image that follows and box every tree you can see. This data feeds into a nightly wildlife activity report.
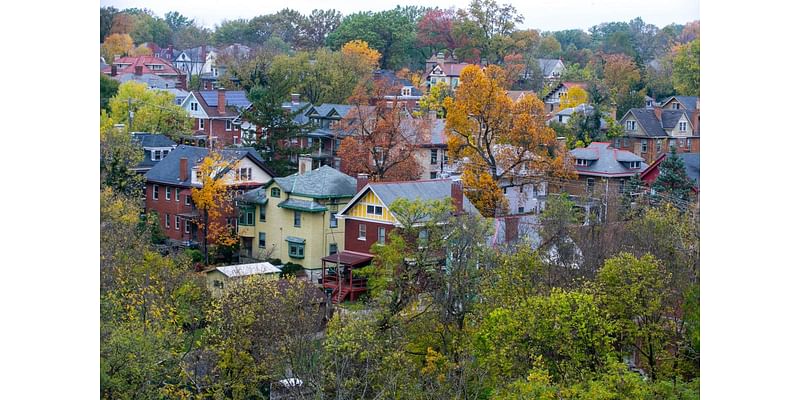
[536,35,562,58]
[130,43,153,56]
[100,112,143,197]
[416,8,458,56]
[559,86,589,110]
[672,39,700,96]
[337,80,424,181]
[652,149,695,204]
[456,0,524,63]
[415,80,453,119]
[191,151,239,265]
[100,74,119,113]
[444,64,573,216]
[130,14,173,47]
[213,19,253,46]
[108,81,192,138]
[164,11,192,31]
[101,33,133,62]
[326,8,418,70]
[602,53,641,100]
[100,6,119,42]
[300,9,342,49]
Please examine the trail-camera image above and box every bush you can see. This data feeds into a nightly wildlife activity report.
[280,262,305,278]
[185,249,203,263]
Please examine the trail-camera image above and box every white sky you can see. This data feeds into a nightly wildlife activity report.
[100,0,699,32]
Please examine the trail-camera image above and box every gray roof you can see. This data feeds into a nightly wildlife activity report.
[626,108,690,136]
[132,133,177,148]
[677,153,700,187]
[273,165,356,198]
[282,101,312,124]
[214,261,281,278]
[240,187,268,205]
[662,96,699,111]
[115,73,176,89]
[659,110,686,129]
[369,179,477,215]
[310,104,353,119]
[372,70,423,96]
[570,142,647,177]
[155,88,190,105]
[277,198,327,212]
[199,90,251,109]
[538,58,563,76]
[145,145,267,186]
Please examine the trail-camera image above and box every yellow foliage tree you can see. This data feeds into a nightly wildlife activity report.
[191,151,239,264]
[559,86,589,111]
[130,44,153,56]
[444,64,575,217]
[341,40,381,71]
[108,81,192,138]
[102,33,134,62]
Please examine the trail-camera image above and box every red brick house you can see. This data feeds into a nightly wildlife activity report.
[615,96,700,164]
[180,89,252,148]
[320,177,475,302]
[143,145,274,246]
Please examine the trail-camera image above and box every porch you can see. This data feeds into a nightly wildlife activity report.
[320,251,373,304]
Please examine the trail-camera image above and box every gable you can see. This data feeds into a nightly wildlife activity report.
[180,92,209,118]
[343,189,398,224]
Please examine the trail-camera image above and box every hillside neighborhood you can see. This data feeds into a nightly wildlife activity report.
[100,3,700,399]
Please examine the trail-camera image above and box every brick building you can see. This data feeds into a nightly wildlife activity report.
[180,89,252,148]
[615,96,700,164]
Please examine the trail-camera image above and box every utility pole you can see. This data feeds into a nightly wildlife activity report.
[128,98,133,129]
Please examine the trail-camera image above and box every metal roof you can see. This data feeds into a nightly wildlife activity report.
[214,261,281,278]
[199,90,251,108]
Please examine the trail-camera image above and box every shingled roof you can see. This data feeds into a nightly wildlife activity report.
[570,142,647,177]
[272,165,357,199]
[145,145,267,187]
[625,108,691,137]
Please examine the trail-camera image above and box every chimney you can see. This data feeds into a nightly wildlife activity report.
[217,88,226,115]
[504,216,519,244]
[134,65,143,76]
[653,106,662,122]
[179,157,189,181]
[177,74,187,90]
[609,101,617,120]
[298,155,313,175]
[356,173,369,192]
[692,98,700,134]
[110,65,117,77]
[451,179,464,214]
[291,93,300,105]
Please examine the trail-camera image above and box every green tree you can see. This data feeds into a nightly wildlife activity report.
[457,0,524,63]
[100,6,119,42]
[100,112,143,197]
[326,7,418,70]
[164,11,192,31]
[300,9,342,49]
[652,148,695,204]
[100,74,119,113]
[108,81,192,138]
[213,19,254,46]
[672,39,700,96]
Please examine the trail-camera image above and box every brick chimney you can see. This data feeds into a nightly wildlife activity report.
[451,179,464,214]
[179,157,189,181]
[177,74,187,90]
[291,93,300,105]
[653,106,662,122]
[110,65,117,76]
[504,216,519,244]
[217,88,226,115]
[134,65,143,76]
[298,155,313,175]
[356,173,369,192]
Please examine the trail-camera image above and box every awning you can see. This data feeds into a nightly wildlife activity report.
[285,236,306,244]
[321,251,373,267]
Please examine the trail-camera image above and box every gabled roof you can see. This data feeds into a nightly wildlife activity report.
[372,70,423,96]
[103,56,182,77]
[145,145,269,187]
[570,142,647,177]
[272,165,357,199]
[506,90,537,102]
[240,186,268,205]
[543,82,587,100]
[312,104,353,119]
[661,95,699,111]
[132,133,176,148]
[537,58,564,76]
[659,110,687,129]
[190,90,251,118]
[624,108,691,137]
[115,73,175,89]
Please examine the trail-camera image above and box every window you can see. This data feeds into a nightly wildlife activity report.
[656,139,662,153]
[152,185,159,200]
[430,149,438,165]
[329,212,337,228]
[629,161,641,169]
[165,187,171,200]
[626,120,636,131]
[259,206,266,222]
[401,87,412,96]
[686,138,692,148]
[198,119,205,130]
[190,102,198,111]
[185,220,190,233]
[358,223,366,240]
[233,136,239,145]
[679,121,687,132]
[225,120,232,131]
[175,216,180,230]
[430,172,438,179]
[185,195,191,206]
[641,140,648,153]
[165,213,170,228]
[443,151,448,165]
[294,211,301,227]
[258,232,266,248]
[614,138,621,148]
[237,167,252,181]
[587,178,595,192]
[367,205,383,216]
[329,243,338,255]
[576,159,588,167]
[679,138,686,148]
[175,189,180,202]
[153,149,162,161]
[519,185,524,193]
[289,243,305,258]
[669,139,676,149]
[672,103,680,109]
[271,187,280,197]
[196,169,203,181]
[378,227,386,245]
[162,149,169,158]
[213,280,224,289]
[518,206,525,214]
[623,138,629,147]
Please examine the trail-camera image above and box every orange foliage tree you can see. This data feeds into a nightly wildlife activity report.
[191,151,240,265]
[102,33,134,62]
[559,86,589,110]
[444,64,575,216]
[337,80,425,182]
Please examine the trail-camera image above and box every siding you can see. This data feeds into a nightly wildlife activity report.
[348,190,398,224]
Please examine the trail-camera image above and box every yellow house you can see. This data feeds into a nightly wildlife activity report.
[204,261,281,298]
[237,165,356,281]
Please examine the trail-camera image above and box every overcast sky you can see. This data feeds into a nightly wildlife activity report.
[101,0,699,32]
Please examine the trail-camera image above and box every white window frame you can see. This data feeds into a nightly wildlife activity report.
[165,213,170,228]
[225,120,232,131]
[358,223,366,240]
[175,216,180,230]
[626,120,636,131]
[152,185,159,200]
[185,194,191,206]
[233,136,239,145]
[401,87,412,96]
[185,220,191,233]
[641,140,648,153]
[430,149,438,165]
[686,138,692,148]
[294,211,301,227]
[190,102,198,111]
[153,149,162,161]
[198,118,205,130]
[576,159,588,167]
[679,121,687,132]
[165,187,171,200]
[672,103,680,109]
[329,212,337,228]
[175,189,180,203]
[377,227,386,245]
[258,232,266,248]
[366,205,383,216]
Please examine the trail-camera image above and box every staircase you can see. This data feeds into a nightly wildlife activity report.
[330,288,351,304]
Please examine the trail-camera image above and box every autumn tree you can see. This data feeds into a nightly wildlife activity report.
[416,8,458,56]
[672,39,700,96]
[602,53,641,102]
[337,80,424,181]
[559,85,590,110]
[100,112,143,197]
[455,0,524,63]
[130,43,153,56]
[415,80,453,119]
[108,81,192,138]
[444,64,573,216]
[101,33,133,62]
[191,151,239,265]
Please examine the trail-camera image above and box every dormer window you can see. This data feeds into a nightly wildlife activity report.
[628,161,641,169]
[626,120,636,131]
[401,87,412,96]
[576,159,589,167]
[190,102,198,111]
[153,149,162,161]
